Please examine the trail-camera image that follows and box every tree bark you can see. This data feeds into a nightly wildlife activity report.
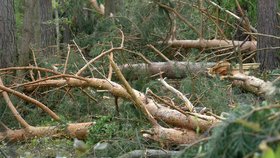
[120,61,216,79]
[257,0,280,70]
[166,39,256,51]
[0,122,93,142]
[0,0,17,68]
[38,0,55,56]
[18,0,37,67]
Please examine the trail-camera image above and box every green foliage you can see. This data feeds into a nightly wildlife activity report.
[214,0,257,25]
[3,0,279,157]
[179,103,280,158]
[259,143,280,158]
[87,102,147,146]
[87,102,155,157]
[13,137,74,157]
[88,115,117,144]
[180,74,232,114]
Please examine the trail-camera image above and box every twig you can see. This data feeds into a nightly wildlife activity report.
[235,0,251,36]
[241,104,280,119]
[63,44,71,74]
[147,45,170,62]
[156,2,201,37]
[72,40,95,77]
[147,89,213,121]
[192,5,227,40]
[89,0,104,15]
[207,0,257,33]
[80,88,98,102]
[0,78,30,128]
[159,78,194,112]
[0,83,60,121]
[244,32,280,40]
[31,48,41,79]
[109,57,159,127]
[107,53,113,80]
[0,66,61,75]
[0,122,10,131]
[76,29,124,76]
[272,76,280,84]
[123,49,152,64]
[180,137,211,150]
[206,111,225,121]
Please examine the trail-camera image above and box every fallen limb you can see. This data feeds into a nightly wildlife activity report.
[229,73,279,97]
[110,57,159,126]
[89,0,104,15]
[117,149,183,158]
[0,122,94,142]
[22,74,217,132]
[0,81,60,121]
[120,61,216,79]
[165,39,257,51]
[142,125,199,145]
[111,58,203,145]
[207,61,278,97]
[159,78,194,112]
[0,78,30,128]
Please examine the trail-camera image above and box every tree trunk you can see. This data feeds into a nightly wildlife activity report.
[0,0,17,68]
[18,0,37,67]
[257,0,280,70]
[105,0,124,16]
[38,0,55,56]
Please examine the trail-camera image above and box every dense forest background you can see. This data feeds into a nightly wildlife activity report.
[0,0,280,157]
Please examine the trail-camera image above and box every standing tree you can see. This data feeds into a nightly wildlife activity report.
[257,0,280,70]
[0,0,17,68]
[38,0,56,56]
[18,0,37,67]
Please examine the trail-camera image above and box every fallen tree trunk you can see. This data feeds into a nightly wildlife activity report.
[0,122,94,142]
[23,76,217,132]
[122,61,278,97]
[121,61,216,79]
[117,149,183,158]
[165,39,257,51]
[142,125,199,145]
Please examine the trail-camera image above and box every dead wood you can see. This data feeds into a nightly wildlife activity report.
[120,61,216,79]
[117,149,182,158]
[121,60,277,102]
[165,39,257,51]
[20,74,217,132]
[110,57,159,127]
[89,0,104,15]
[0,78,30,128]
[159,78,194,112]
[208,61,278,97]
[110,57,205,145]
[0,122,94,142]
[229,73,279,97]
[0,79,60,121]
[142,125,199,145]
